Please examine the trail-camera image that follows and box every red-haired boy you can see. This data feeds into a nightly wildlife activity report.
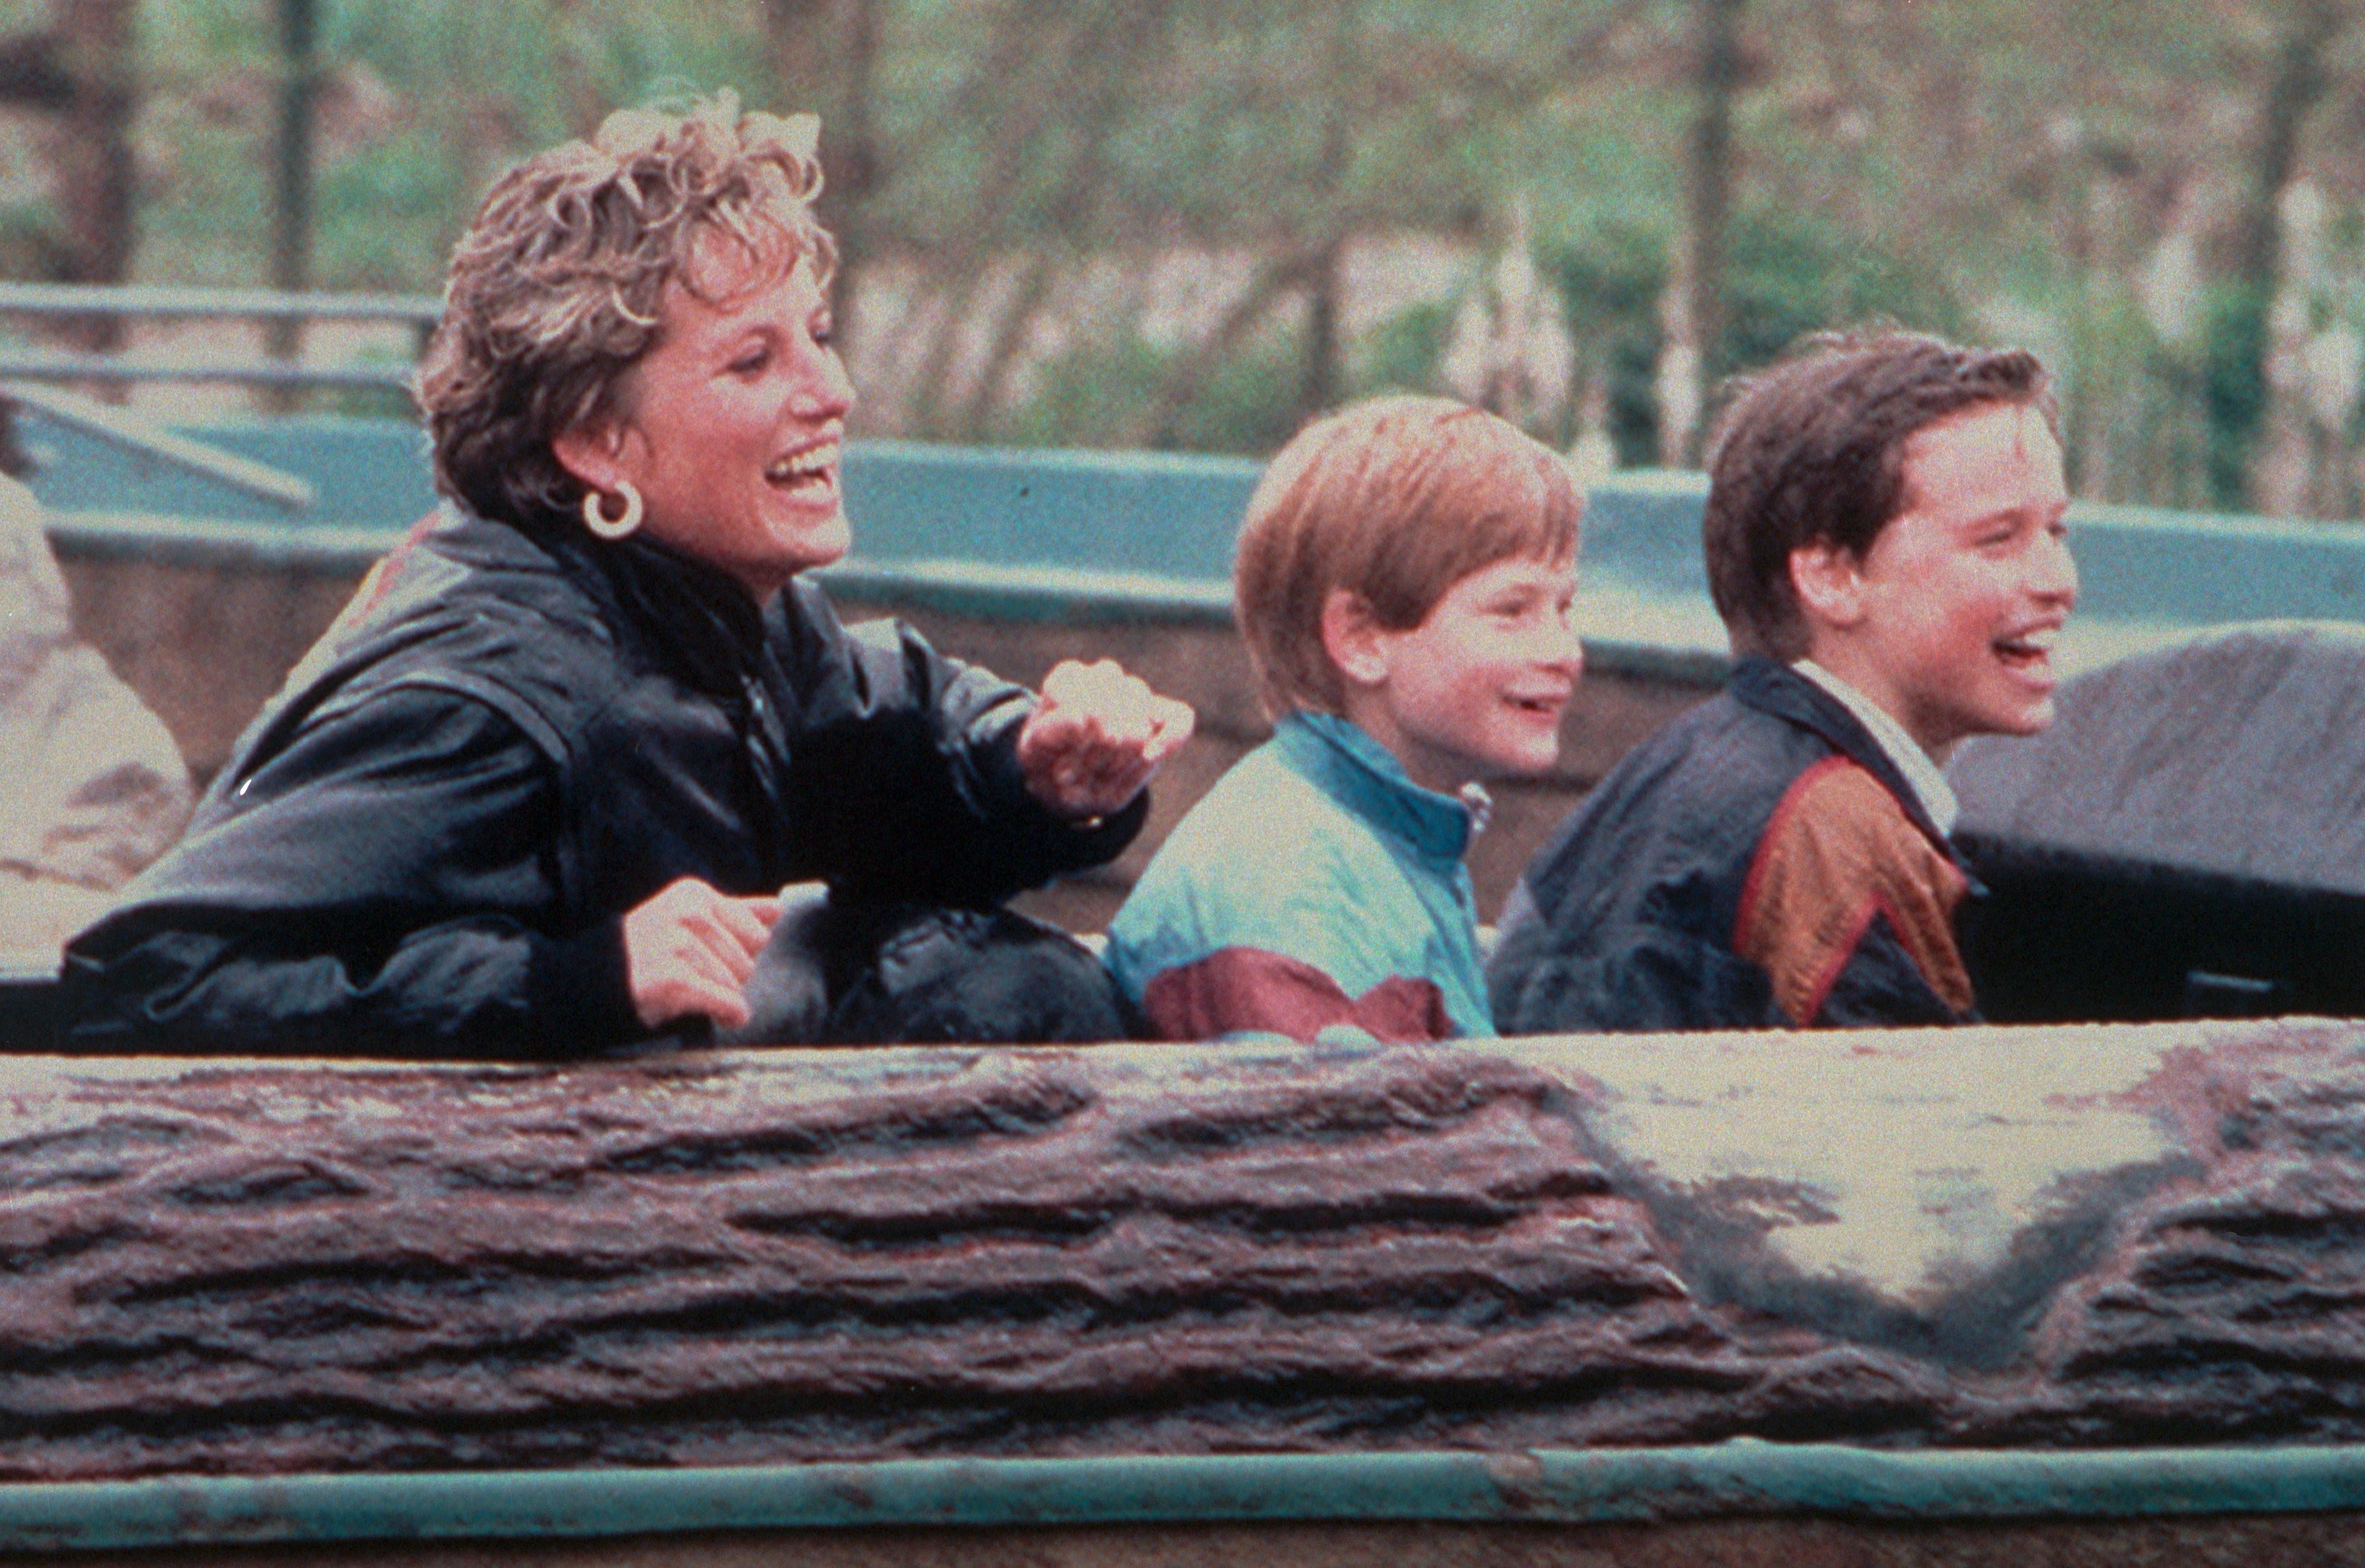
[1109,395,1583,1041]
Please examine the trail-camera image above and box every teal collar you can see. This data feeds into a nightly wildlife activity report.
[1273,711,1480,864]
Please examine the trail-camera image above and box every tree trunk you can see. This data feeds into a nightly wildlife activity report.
[51,0,135,355]
[1683,0,1745,456]
[960,251,1054,441]
[1299,236,1341,427]
[904,0,1168,439]
[266,0,318,409]
[1130,246,1324,449]
[2236,0,2340,285]
[0,29,71,110]
[762,0,832,107]
[6,1024,2365,1480]
[766,0,882,361]
[829,0,880,357]
[890,0,1078,439]
[2218,0,2343,511]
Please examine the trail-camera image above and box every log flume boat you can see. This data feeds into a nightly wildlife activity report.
[9,406,2365,1562]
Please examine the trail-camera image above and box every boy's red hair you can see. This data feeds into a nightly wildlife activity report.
[1234,394,1583,719]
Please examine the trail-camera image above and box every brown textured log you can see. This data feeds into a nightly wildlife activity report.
[2,1025,2364,1479]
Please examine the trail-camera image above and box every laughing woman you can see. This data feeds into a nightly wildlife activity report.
[63,96,1191,1055]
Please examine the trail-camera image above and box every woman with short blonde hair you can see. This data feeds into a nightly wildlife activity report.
[66,94,1191,1054]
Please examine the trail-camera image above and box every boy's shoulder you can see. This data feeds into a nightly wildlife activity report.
[1584,669,1838,832]
[1108,719,1467,980]
[1492,659,1971,1032]
[1522,659,1943,914]
[1124,729,1385,916]
[1109,719,1491,1039]
[1732,751,1972,1020]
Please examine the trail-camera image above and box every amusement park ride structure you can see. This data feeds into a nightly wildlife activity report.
[6,284,2365,1562]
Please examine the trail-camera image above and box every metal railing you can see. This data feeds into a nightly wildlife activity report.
[4,381,316,510]
[0,281,441,394]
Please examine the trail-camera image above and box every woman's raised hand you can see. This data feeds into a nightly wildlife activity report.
[622,877,782,1031]
[1016,658,1196,821]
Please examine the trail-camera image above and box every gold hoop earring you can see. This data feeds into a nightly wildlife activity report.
[581,479,643,540]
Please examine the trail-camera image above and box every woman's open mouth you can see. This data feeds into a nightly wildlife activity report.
[765,442,840,499]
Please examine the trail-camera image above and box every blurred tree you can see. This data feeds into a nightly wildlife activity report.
[1086,0,1658,449]
[0,21,72,110]
[763,0,879,356]
[1676,0,1745,462]
[266,0,317,391]
[0,13,80,283]
[1549,222,1663,468]
[2214,0,2347,510]
[22,0,2365,513]
[53,0,135,349]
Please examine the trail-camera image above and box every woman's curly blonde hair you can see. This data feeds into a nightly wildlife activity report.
[417,92,837,528]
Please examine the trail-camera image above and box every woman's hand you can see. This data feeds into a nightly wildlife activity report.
[1016,659,1196,821]
[622,878,782,1031]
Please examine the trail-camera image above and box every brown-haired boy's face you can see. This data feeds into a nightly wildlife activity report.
[1801,401,2076,756]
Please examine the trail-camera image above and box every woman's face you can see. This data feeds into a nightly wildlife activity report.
[590,242,855,600]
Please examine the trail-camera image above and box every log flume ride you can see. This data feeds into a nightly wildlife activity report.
[11,406,2365,1562]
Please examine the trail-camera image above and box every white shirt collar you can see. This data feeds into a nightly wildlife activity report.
[1792,660,1959,836]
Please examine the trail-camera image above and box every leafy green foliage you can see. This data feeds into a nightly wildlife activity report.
[7,0,2359,514]
[1549,222,1667,469]
[994,319,1307,456]
[1348,300,1453,401]
[1545,203,1963,467]
[2204,281,2273,512]
[1722,208,1965,373]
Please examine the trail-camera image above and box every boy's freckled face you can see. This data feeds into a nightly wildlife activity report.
[1359,552,1584,795]
[1823,402,2077,757]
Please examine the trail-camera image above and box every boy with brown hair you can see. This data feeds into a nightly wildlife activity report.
[1490,329,2076,1032]
[1107,394,1584,1041]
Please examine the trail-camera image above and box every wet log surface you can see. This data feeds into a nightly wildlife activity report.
[3,1021,2364,1479]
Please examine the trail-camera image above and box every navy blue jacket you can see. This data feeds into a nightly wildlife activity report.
[1489,658,1981,1034]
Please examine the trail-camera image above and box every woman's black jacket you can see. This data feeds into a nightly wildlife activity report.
[61,507,1142,1055]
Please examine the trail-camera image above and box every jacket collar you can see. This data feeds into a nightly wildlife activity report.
[1273,711,1479,864]
[437,506,769,694]
[1792,660,1959,835]
[601,533,770,682]
[1729,656,1960,856]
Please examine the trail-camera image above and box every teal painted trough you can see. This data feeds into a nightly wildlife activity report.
[27,409,2365,683]
[7,1446,2365,1554]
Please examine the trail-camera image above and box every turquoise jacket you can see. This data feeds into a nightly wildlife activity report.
[1106,711,1491,1041]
